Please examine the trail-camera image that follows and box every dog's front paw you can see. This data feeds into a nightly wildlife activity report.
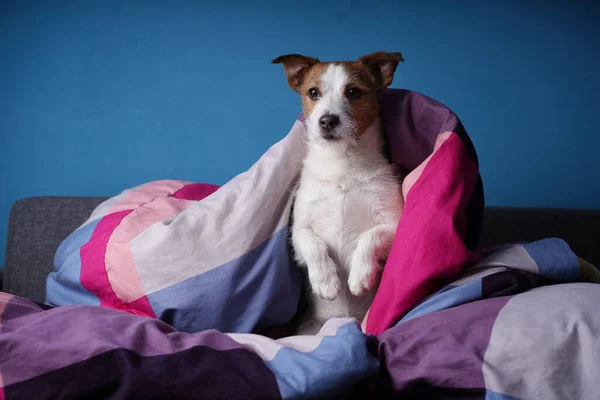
[311,273,341,300]
[348,250,377,296]
[348,267,374,296]
[308,259,341,300]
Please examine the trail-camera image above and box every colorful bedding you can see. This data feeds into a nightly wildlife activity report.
[2,89,598,399]
[2,239,599,399]
[378,240,600,399]
[46,142,306,334]
[0,295,377,399]
[45,89,485,337]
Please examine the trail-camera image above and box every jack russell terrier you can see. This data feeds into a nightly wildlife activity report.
[273,52,405,334]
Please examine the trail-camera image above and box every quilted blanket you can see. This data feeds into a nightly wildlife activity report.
[2,89,598,399]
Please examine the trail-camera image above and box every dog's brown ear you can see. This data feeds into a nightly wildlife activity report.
[358,51,404,89]
[272,54,320,92]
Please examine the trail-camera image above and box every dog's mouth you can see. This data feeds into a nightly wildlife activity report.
[319,127,359,143]
[320,129,342,141]
[312,112,360,144]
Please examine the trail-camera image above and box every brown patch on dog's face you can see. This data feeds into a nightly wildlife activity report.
[337,61,381,137]
[296,63,329,118]
[273,52,404,141]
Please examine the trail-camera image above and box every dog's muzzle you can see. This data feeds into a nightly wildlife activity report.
[319,114,341,140]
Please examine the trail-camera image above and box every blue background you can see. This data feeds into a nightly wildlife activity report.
[1,0,599,266]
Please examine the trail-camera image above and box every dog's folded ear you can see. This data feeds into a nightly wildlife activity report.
[272,54,320,92]
[357,52,404,90]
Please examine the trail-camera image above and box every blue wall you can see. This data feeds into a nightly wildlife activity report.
[1,0,599,265]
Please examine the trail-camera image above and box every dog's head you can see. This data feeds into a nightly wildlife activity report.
[272,52,404,144]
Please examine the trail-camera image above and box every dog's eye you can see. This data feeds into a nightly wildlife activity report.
[347,87,362,100]
[308,87,320,100]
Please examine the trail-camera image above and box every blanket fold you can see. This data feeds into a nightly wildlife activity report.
[2,239,598,399]
[365,90,484,335]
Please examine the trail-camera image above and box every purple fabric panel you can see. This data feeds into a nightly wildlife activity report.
[0,293,46,322]
[0,301,245,386]
[379,89,460,174]
[3,347,281,400]
[378,296,511,393]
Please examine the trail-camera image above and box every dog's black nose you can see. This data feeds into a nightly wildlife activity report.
[319,114,340,131]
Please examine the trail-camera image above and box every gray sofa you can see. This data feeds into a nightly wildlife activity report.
[2,196,600,303]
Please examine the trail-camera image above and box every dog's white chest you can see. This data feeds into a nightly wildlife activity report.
[295,169,391,270]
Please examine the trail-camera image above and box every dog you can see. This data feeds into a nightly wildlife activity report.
[272,52,405,334]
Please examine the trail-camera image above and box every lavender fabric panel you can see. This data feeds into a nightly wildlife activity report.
[483,283,600,400]
[378,296,510,393]
[379,89,459,173]
[0,298,246,386]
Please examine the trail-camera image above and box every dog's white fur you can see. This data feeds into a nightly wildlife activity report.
[292,64,404,334]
